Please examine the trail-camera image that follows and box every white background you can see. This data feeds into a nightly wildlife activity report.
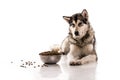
[0,0,120,80]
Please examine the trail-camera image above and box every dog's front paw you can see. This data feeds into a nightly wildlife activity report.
[69,61,81,66]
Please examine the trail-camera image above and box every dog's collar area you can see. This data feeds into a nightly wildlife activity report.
[81,31,90,42]
[68,30,89,42]
[68,33,83,48]
[68,30,92,48]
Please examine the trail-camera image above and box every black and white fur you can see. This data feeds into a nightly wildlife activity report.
[59,9,97,65]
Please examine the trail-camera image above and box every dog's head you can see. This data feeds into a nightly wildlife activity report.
[63,9,90,40]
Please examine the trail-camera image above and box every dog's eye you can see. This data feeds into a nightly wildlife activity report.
[70,23,75,27]
[78,22,83,27]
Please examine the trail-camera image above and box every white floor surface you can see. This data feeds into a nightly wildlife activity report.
[1,54,120,80]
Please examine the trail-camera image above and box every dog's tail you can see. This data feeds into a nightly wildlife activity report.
[50,44,61,53]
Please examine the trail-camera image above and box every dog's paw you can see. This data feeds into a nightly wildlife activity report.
[69,61,81,66]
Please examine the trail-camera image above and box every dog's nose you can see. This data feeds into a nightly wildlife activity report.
[74,31,79,36]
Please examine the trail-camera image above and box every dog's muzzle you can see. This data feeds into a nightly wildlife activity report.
[74,31,79,36]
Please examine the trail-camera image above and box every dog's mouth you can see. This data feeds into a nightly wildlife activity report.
[73,35,81,40]
[73,31,87,40]
[72,31,80,39]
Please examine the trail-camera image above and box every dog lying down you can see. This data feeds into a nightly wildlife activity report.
[57,9,98,66]
[47,9,98,66]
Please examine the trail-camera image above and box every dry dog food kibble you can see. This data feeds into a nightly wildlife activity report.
[41,64,48,67]
[11,60,48,68]
[19,60,44,68]
[38,65,40,67]
[20,65,25,68]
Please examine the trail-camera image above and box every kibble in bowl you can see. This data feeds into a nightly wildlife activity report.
[39,51,61,64]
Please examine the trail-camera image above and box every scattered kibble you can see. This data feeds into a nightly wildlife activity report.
[18,60,42,68]
[20,65,25,68]
[41,64,48,67]
[11,59,47,68]
[25,62,28,65]
[38,65,40,67]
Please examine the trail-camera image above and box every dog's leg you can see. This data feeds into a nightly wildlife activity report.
[69,54,97,65]
[77,54,97,65]
[59,37,70,55]
[69,44,97,65]
[67,44,81,65]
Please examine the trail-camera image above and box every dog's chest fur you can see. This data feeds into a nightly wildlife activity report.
[67,26,96,58]
[68,27,95,49]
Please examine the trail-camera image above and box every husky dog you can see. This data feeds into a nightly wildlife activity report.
[60,9,97,65]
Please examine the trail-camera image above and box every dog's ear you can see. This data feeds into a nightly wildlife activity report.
[81,9,88,20]
[63,16,71,23]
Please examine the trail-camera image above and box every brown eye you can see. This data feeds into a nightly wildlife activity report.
[78,22,82,27]
[70,23,75,27]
